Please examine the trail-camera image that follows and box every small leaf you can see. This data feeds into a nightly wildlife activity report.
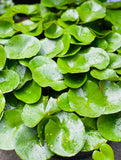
[93,38,108,50]
[0,70,20,93]
[61,9,79,22]
[77,0,106,22]
[0,90,5,114]
[108,53,121,69]
[45,112,85,157]
[14,80,42,104]
[5,34,41,59]
[0,45,6,70]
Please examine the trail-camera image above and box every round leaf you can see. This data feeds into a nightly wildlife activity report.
[108,53,121,69]
[14,80,42,104]
[5,34,41,59]
[0,45,6,70]
[45,112,85,157]
[0,70,20,93]
[61,9,79,21]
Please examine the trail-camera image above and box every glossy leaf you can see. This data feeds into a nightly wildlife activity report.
[68,80,106,117]
[93,38,108,50]
[0,70,20,93]
[45,112,85,157]
[0,90,5,114]
[0,45,6,70]
[5,34,41,59]
[77,0,106,22]
[39,38,63,58]
[14,81,42,104]
[97,113,121,142]
[108,53,121,69]
[100,81,121,114]
[64,73,87,88]
[61,9,79,21]
[15,125,53,160]
[57,47,109,74]
[0,108,22,150]
[66,25,95,44]
[92,144,114,160]
[22,97,60,127]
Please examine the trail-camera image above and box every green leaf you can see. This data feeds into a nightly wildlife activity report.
[105,9,121,27]
[112,25,121,35]
[61,9,79,21]
[4,93,17,110]
[44,23,64,38]
[45,112,85,157]
[66,25,95,44]
[14,80,42,104]
[92,144,114,160]
[39,38,64,58]
[77,0,106,22]
[97,113,121,142]
[68,80,106,117]
[90,69,119,81]
[15,125,53,160]
[0,45,6,70]
[57,47,109,74]
[0,90,5,114]
[29,56,66,91]
[108,53,121,69]
[0,20,16,38]
[92,38,108,50]
[100,81,121,114]
[22,97,60,127]
[0,70,20,93]
[105,32,121,52]
[0,108,22,150]
[57,92,73,112]
[5,34,41,59]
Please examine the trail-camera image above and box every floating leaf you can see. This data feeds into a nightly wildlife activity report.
[66,25,95,44]
[0,45,6,70]
[39,38,63,58]
[0,108,22,150]
[77,0,106,22]
[5,34,41,59]
[15,125,53,160]
[0,90,5,114]
[45,112,85,157]
[22,97,60,127]
[61,9,79,21]
[14,81,42,104]
[68,80,106,117]
[0,70,20,93]
[97,113,121,142]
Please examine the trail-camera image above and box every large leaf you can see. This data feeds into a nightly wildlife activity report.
[100,81,121,114]
[0,70,20,93]
[77,0,106,22]
[97,113,121,141]
[0,45,6,70]
[0,90,5,114]
[45,112,85,157]
[66,25,95,44]
[0,108,23,150]
[5,34,41,59]
[68,80,106,117]
[57,47,109,74]
[15,125,53,160]
[29,56,67,91]
[14,80,42,104]
[61,9,79,21]
[22,97,60,127]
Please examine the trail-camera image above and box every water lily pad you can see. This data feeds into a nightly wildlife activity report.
[0,108,22,150]
[68,80,106,117]
[64,73,87,88]
[90,69,119,81]
[14,80,42,104]
[0,45,6,70]
[77,0,106,22]
[0,70,20,93]
[108,53,121,69]
[100,81,121,114]
[0,20,16,38]
[5,34,41,59]
[45,111,85,157]
[97,113,121,141]
[39,38,63,58]
[66,25,95,44]
[22,97,60,127]
[15,125,53,160]
[61,9,79,21]
[45,23,64,38]
[0,90,5,114]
